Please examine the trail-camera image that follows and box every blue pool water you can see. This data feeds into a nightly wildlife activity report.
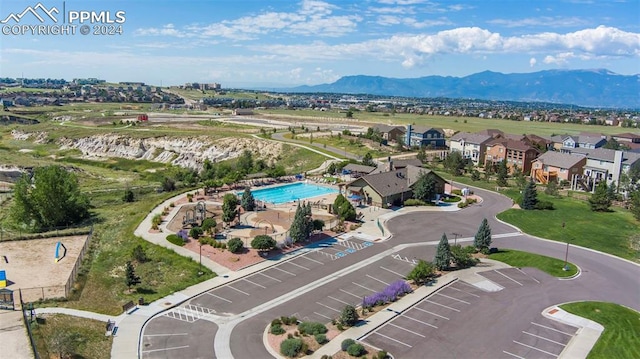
[245,182,338,205]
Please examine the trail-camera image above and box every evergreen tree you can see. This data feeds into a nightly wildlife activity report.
[630,189,640,221]
[474,218,492,251]
[304,202,313,238]
[241,188,256,211]
[521,179,539,210]
[333,194,356,221]
[496,160,508,187]
[125,261,141,289]
[361,152,375,167]
[123,188,135,203]
[588,181,612,212]
[443,151,466,175]
[340,305,359,327]
[413,172,436,202]
[606,181,618,201]
[434,233,451,271]
[222,193,239,226]
[288,203,306,243]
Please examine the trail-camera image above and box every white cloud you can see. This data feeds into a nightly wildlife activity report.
[529,57,537,67]
[488,16,589,28]
[376,15,451,28]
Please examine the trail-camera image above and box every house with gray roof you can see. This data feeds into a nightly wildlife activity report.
[449,132,493,166]
[372,124,405,143]
[531,151,586,184]
[550,134,607,153]
[342,163,376,178]
[405,125,446,148]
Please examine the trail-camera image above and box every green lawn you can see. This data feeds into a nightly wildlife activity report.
[283,132,395,158]
[560,302,640,359]
[488,249,578,277]
[31,314,112,359]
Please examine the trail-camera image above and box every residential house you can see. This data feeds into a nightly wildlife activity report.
[531,151,586,184]
[372,124,405,143]
[612,133,640,150]
[485,138,539,174]
[405,125,446,148]
[346,165,446,208]
[570,148,640,190]
[550,133,607,153]
[448,132,493,166]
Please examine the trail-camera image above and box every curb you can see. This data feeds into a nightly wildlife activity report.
[541,304,604,359]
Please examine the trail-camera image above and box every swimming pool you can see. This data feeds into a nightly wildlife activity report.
[246,182,338,205]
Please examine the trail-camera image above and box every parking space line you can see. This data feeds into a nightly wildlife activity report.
[503,350,526,359]
[458,280,486,291]
[316,302,341,313]
[401,315,438,329]
[380,266,406,278]
[495,270,523,286]
[273,267,296,276]
[328,295,351,305]
[257,272,282,282]
[227,286,250,296]
[425,299,461,312]
[366,274,390,286]
[141,345,190,354]
[523,331,566,346]
[531,322,574,336]
[436,292,471,305]
[287,261,310,270]
[298,255,324,265]
[144,333,188,337]
[388,323,426,338]
[243,278,266,289]
[340,289,362,299]
[352,282,377,293]
[413,306,449,320]
[372,332,412,348]
[517,268,540,283]
[314,311,332,320]
[448,286,480,298]
[206,292,232,303]
[513,340,558,357]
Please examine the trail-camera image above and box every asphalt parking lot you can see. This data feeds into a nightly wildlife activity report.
[361,268,578,359]
[141,316,218,359]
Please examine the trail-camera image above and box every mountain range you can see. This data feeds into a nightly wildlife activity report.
[287,69,639,109]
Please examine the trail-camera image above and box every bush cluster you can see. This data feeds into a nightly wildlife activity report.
[362,280,412,308]
[298,321,327,336]
[280,316,298,325]
[347,343,366,357]
[166,234,185,246]
[280,338,304,357]
[341,339,356,351]
[457,198,478,208]
[403,198,426,206]
[227,237,244,253]
[270,323,285,335]
[534,200,555,210]
[314,333,328,344]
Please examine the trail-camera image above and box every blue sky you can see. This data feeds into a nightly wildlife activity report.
[1,0,639,87]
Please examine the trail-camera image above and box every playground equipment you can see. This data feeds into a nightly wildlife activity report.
[253,219,276,234]
[183,201,208,228]
[54,241,67,263]
[0,270,6,288]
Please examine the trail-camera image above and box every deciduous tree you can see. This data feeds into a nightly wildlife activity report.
[406,260,435,285]
[222,193,239,226]
[251,235,276,251]
[413,172,436,202]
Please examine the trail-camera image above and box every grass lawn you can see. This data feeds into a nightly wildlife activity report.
[488,249,578,277]
[283,132,395,158]
[560,302,640,359]
[31,314,113,359]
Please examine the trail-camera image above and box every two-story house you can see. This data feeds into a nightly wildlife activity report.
[448,132,493,166]
[405,125,446,148]
[531,151,586,184]
[485,138,539,174]
[372,124,406,143]
[550,134,608,153]
[612,133,640,151]
[571,148,640,188]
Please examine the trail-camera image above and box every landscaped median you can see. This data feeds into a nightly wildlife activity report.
[488,249,579,278]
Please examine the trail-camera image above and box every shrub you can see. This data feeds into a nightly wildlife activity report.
[442,195,461,203]
[341,339,356,351]
[227,237,244,253]
[451,189,463,196]
[281,316,291,325]
[201,218,217,233]
[336,323,344,331]
[189,226,204,239]
[270,324,285,335]
[280,338,303,357]
[458,201,469,208]
[166,234,184,246]
[534,200,555,210]
[152,213,162,226]
[298,321,327,336]
[271,319,282,326]
[403,198,426,206]
[177,229,189,242]
[362,280,412,308]
[131,244,148,263]
[347,343,365,357]
[287,333,293,339]
[377,350,388,359]
[464,245,477,254]
[315,333,328,344]
[340,305,359,327]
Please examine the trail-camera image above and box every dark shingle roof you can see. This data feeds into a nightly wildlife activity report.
[353,165,443,197]
[343,163,376,174]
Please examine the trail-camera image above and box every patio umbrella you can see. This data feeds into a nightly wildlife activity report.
[348,194,362,200]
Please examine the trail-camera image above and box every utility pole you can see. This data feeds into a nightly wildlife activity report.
[452,232,460,246]
[562,221,570,271]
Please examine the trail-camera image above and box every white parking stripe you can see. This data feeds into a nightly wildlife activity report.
[144,333,188,337]
[366,274,390,286]
[314,311,332,320]
[401,315,438,329]
[142,345,190,353]
[412,306,449,320]
[298,255,324,265]
[273,266,296,276]
[503,350,525,358]
[523,331,567,346]
[243,278,266,289]
[388,323,426,338]
[352,282,377,293]
[380,266,406,278]
[340,289,362,299]
[286,261,310,270]
[436,292,471,305]
[372,332,412,348]
[448,286,480,298]
[316,302,341,313]
[531,322,574,336]
[328,295,351,305]
[495,270,523,286]
[513,341,558,357]
[206,292,232,303]
[516,268,540,283]
[227,286,250,296]
[425,299,461,312]
[257,272,282,282]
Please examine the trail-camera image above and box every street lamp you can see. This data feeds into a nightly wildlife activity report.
[198,241,203,276]
[562,221,571,271]
[451,232,460,246]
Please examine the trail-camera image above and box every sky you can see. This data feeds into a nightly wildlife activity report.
[0,0,639,88]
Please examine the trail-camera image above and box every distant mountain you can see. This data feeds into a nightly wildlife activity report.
[287,69,640,109]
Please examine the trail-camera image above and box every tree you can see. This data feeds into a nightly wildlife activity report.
[312,219,325,232]
[362,152,375,167]
[496,160,508,187]
[413,172,436,202]
[521,179,539,210]
[132,244,148,263]
[288,203,306,243]
[630,189,640,221]
[544,179,559,197]
[406,259,435,285]
[162,177,176,192]
[417,146,427,163]
[237,150,254,175]
[606,181,618,201]
[333,194,356,221]
[201,218,217,234]
[227,237,244,253]
[471,170,481,181]
[222,193,239,226]
[189,226,203,239]
[251,235,276,251]
[474,218,492,252]
[11,165,90,231]
[125,261,141,289]
[340,305,359,326]
[346,109,354,118]
[241,188,256,211]
[512,164,526,189]
[123,188,135,203]
[434,233,451,270]
[443,151,466,175]
[395,136,405,152]
[589,181,612,212]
